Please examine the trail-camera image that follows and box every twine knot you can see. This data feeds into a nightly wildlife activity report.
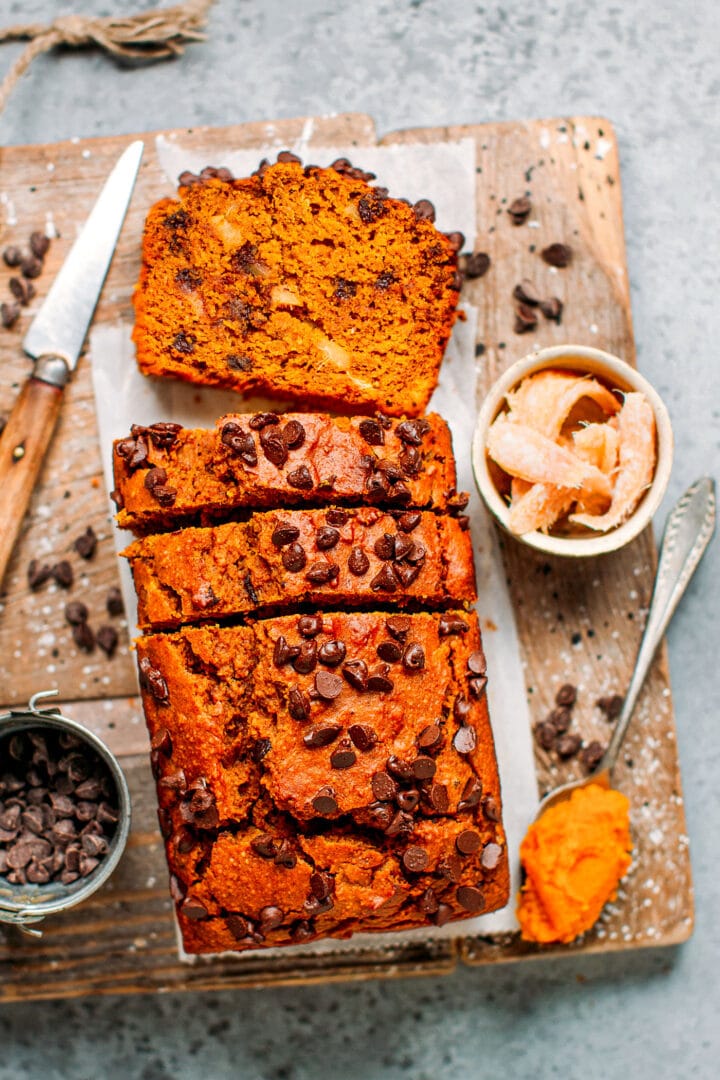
[51,15,94,48]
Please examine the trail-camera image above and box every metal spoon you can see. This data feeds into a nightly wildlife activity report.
[536,476,716,819]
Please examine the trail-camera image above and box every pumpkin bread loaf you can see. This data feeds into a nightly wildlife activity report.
[112,411,464,535]
[132,155,461,417]
[124,507,476,631]
[137,610,507,954]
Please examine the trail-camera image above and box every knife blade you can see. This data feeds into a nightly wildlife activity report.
[0,140,144,587]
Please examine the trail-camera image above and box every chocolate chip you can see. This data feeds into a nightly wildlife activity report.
[271,522,300,548]
[395,512,419,534]
[457,885,485,912]
[513,279,541,306]
[370,564,398,592]
[366,669,394,693]
[468,676,488,700]
[96,625,119,658]
[305,561,339,586]
[548,706,572,734]
[359,419,385,446]
[274,635,300,667]
[248,413,280,431]
[514,301,538,334]
[463,251,491,278]
[395,419,429,446]
[326,509,349,526]
[402,643,425,671]
[317,640,346,667]
[51,561,73,589]
[348,724,377,751]
[386,756,414,782]
[181,897,208,921]
[412,756,436,780]
[453,726,477,755]
[303,724,341,748]
[541,243,572,267]
[385,810,414,837]
[445,231,465,252]
[251,834,277,859]
[372,533,395,561]
[417,723,442,750]
[29,231,50,260]
[9,276,35,305]
[413,199,436,222]
[293,640,318,674]
[65,601,88,626]
[259,905,284,932]
[357,194,388,223]
[312,787,338,815]
[397,788,419,812]
[316,526,340,550]
[1,302,20,329]
[597,694,624,720]
[507,196,531,224]
[534,720,557,751]
[282,542,307,573]
[481,842,503,870]
[581,740,606,771]
[72,525,97,560]
[420,888,439,915]
[72,621,95,652]
[342,659,368,692]
[403,846,429,873]
[467,648,487,677]
[226,353,253,372]
[458,776,482,812]
[297,614,323,638]
[454,695,472,724]
[556,683,577,707]
[314,670,343,701]
[348,547,370,575]
[106,587,124,617]
[2,245,22,267]
[540,296,563,322]
[555,732,582,759]
[286,465,314,489]
[220,421,257,466]
[438,614,468,637]
[376,640,401,663]
[400,447,422,476]
[330,742,356,769]
[138,656,169,703]
[371,772,397,802]
[21,254,43,279]
[385,616,411,640]
[456,830,481,855]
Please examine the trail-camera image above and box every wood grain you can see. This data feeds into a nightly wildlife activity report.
[0,114,692,1001]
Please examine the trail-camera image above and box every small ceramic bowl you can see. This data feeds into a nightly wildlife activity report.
[471,344,673,557]
[0,691,131,936]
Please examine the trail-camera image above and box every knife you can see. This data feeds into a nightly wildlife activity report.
[0,140,144,586]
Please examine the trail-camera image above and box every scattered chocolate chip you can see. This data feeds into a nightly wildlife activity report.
[65,601,88,626]
[271,521,300,548]
[29,231,50,260]
[457,885,485,912]
[481,842,503,870]
[105,587,124,617]
[513,279,541,306]
[220,422,258,466]
[342,659,368,692]
[96,626,118,658]
[303,724,342,749]
[348,724,377,751]
[534,720,557,751]
[402,643,425,671]
[395,419,429,446]
[373,533,396,561]
[21,254,43,279]
[514,301,538,334]
[556,683,577,707]
[347,547,370,575]
[482,794,500,822]
[259,905,284,932]
[507,196,531,224]
[411,756,436,780]
[580,740,605,771]
[330,742,356,769]
[366,668,394,693]
[396,512,420,534]
[402,846,429,873]
[541,243,572,267]
[9,276,35,305]
[298,614,323,638]
[385,615,411,639]
[305,561,339,586]
[314,670,343,701]
[438,614,468,636]
[317,640,346,667]
[456,829,481,855]
[312,787,338,815]
[358,418,385,446]
[370,564,398,592]
[2,245,22,267]
[453,725,477,755]
[72,622,95,653]
[463,251,491,278]
[417,723,442,750]
[555,732,582,759]
[316,526,340,550]
[412,199,436,222]
[540,296,563,322]
[468,676,488,700]
[181,897,208,921]
[597,694,624,720]
[138,656,169,703]
[458,776,482,812]
[548,706,572,734]
[286,464,314,490]
[248,413,280,431]
[282,542,307,573]
[73,526,97,560]
[51,561,73,589]
[1,302,20,329]
[293,640,318,674]
[385,810,414,837]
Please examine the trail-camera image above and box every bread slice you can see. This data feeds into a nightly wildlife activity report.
[132,156,461,416]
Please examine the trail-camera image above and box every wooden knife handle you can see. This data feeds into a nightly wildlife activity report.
[0,358,69,587]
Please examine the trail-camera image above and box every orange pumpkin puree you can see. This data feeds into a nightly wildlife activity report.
[517,783,632,944]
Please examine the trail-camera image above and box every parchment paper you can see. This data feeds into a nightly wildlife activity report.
[89,139,538,953]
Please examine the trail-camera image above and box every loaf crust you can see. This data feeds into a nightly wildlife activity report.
[137,610,508,954]
[112,412,462,535]
[124,507,476,631]
[132,158,460,417]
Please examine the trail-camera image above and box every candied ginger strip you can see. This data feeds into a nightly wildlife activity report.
[487,415,611,497]
[508,483,575,535]
[506,370,619,439]
[570,393,656,531]
[572,423,620,475]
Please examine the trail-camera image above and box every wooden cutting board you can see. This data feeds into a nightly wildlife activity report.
[0,113,692,1001]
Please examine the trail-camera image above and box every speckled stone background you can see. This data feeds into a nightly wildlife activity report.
[1,0,718,1077]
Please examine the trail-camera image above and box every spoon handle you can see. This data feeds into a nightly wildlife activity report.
[602,477,716,774]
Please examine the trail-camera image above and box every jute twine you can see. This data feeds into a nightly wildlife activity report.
[0,0,214,116]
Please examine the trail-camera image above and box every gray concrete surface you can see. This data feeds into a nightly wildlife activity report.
[1,0,719,1076]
